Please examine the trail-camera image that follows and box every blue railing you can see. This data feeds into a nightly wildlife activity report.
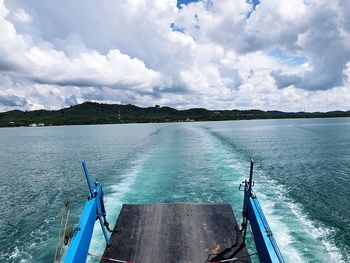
[240,160,285,263]
[63,161,110,263]
[63,160,284,263]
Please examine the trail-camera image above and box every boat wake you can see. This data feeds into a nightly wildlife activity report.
[203,126,348,263]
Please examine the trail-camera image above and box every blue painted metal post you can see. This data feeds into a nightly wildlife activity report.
[82,160,94,198]
[95,184,110,247]
[240,160,285,263]
[83,162,110,246]
[248,160,254,193]
[98,215,110,246]
[82,161,110,246]
[242,159,254,245]
[63,161,111,263]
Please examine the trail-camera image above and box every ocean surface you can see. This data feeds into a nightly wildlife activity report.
[0,118,349,262]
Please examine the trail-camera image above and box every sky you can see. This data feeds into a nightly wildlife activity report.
[0,0,350,112]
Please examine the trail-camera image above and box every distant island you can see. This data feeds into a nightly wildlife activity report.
[1,102,350,127]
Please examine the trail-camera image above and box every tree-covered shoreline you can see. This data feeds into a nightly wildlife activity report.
[1,102,350,127]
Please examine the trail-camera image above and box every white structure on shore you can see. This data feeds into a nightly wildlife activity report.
[29,123,45,127]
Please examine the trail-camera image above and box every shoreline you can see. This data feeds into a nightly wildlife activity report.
[1,115,350,128]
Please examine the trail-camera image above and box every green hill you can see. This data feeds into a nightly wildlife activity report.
[1,102,350,127]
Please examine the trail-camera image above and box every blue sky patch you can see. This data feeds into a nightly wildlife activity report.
[246,0,261,18]
[252,0,260,8]
[177,0,200,8]
[269,48,307,67]
[247,0,261,18]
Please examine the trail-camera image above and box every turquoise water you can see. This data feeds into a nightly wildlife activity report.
[0,118,349,262]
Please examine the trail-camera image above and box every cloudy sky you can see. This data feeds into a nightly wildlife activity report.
[0,0,350,112]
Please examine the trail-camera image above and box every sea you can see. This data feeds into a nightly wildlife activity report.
[0,118,349,262]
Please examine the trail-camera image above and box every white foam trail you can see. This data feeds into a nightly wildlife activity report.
[1,216,52,263]
[283,195,345,262]
[201,126,347,263]
[87,153,152,262]
[84,124,347,263]
[3,246,33,263]
[249,174,346,263]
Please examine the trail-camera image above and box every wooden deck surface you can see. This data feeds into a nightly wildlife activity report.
[102,204,251,263]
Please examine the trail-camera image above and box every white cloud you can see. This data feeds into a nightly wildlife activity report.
[12,8,32,24]
[0,0,349,112]
[0,0,162,91]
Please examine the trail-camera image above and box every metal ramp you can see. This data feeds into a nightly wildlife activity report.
[102,204,251,263]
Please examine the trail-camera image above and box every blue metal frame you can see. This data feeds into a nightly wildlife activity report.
[63,160,284,263]
[63,161,110,263]
[241,160,285,263]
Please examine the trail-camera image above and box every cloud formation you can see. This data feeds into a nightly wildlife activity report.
[0,94,27,107]
[0,0,349,112]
